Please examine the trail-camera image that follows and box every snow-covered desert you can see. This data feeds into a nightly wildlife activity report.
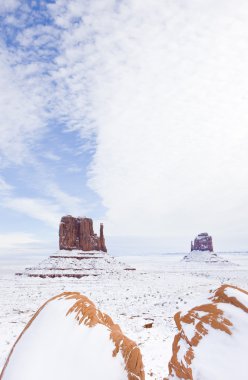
[1,251,247,379]
[2,1,248,379]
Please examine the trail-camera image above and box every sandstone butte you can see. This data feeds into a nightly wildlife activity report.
[59,215,107,252]
[166,284,248,380]
[0,292,145,380]
[190,232,213,252]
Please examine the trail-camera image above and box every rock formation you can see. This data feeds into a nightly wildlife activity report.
[166,284,248,380]
[191,232,213,252]
[0,292,145,380]
[182,250,230,263]
[16,251,135,278]
[16,217,136,278]
[59,216,107,252]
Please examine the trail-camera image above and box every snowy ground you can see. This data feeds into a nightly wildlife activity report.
[0,252,248,379]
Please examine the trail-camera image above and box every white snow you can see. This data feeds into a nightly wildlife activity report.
[191,302,248,380]
[0,252,247,379]
[196,235,207,240]
[2,297,127,380]
[16,250,130,277]
[182,250,231,264]
[225,287,248,309]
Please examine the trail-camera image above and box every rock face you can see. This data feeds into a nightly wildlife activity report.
[191,232,213,252]
[166,284,248,380]
[17,217,136,279]
[59,216,107,252]
[0,292,145,380]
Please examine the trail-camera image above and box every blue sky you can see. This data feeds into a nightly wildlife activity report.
[0,0,106,254]
[1,0,248,255]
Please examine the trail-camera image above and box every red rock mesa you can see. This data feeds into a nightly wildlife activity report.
[191,232,213,252]
[59,216,107,252]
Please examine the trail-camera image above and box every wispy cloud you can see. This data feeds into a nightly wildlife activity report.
[0,232,41,249]
[0,0,20,13]
[1,1,248,245]
[3,197,61,228]
[1,182,88,228]
[0,171,88,228]
[48,0,248,238]
[0,2,95,167]
[46,183,88,216]
[0,176,13,193]
[66,166,82,173]
[43,152,61,161]
[0,2,96,236]
[0,45,45,166]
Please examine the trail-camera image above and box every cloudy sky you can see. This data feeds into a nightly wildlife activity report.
[1,0,248,255]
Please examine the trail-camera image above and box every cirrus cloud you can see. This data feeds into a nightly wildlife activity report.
[1,0,248,250]
[48,0,248,241]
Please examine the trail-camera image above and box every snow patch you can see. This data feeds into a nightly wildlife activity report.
[182,250,231,264]
[2,297,128,380]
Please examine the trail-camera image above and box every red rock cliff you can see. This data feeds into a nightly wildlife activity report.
[59,216,107,252]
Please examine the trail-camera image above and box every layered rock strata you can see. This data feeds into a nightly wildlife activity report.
[59,216,107,252]
[16,251,135,278]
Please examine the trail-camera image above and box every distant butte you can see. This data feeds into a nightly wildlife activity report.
[191,232,213,252]
[59,215,107,252]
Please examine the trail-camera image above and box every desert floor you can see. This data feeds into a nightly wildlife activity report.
[0,252,248,379]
